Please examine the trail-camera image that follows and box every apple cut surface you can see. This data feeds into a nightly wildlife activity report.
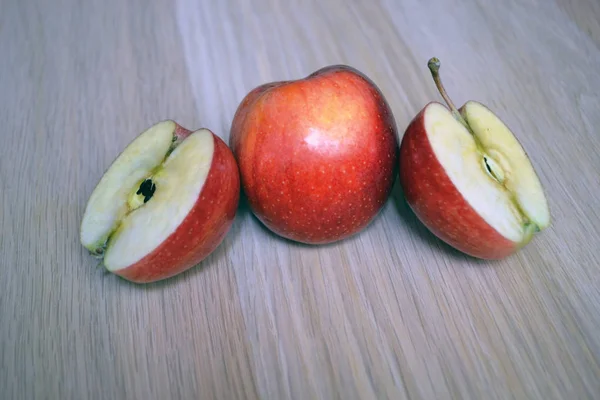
[81,123,216,271]
[424,102,547,245]
[460,101,550,231]
[80,121,179,254]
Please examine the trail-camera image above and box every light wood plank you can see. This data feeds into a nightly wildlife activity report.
[1,0,599,399]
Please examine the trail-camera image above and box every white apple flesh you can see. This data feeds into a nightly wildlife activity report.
[80,120,240,283]
[399,58,550,259]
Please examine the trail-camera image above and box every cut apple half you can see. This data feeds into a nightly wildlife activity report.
[398,57,550,259]
[424,102,549,245]
[80,120,240,283]
[81,121,214,269]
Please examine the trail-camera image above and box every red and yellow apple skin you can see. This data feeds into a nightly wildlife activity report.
[116,131,240,283]
[229,65,399,244]
[173,124,193,141]
[399,102,518,259]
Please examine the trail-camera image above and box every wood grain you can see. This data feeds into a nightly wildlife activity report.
[1,0,599,399]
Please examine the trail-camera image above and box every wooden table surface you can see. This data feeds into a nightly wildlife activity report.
[2,0,600,399]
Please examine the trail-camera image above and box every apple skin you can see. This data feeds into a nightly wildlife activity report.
[229,65,399,244]
[399,102,517,259]
[174,124,194,141]
[116,128,240,283]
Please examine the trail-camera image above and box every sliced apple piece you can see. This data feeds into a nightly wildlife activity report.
[80,121,240,283]
[398,57,550,259]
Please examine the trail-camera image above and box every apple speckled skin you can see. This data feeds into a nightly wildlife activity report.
[116,131,240,283]
[229,65,399,244]
[399,102,517,259]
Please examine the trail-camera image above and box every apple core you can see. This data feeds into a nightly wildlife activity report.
[482,155,505,184]
[128,178,157,210]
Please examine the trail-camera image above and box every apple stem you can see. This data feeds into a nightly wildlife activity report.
[427,57,471,131]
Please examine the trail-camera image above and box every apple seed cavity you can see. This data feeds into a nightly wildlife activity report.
[127,178,157,210]
[482,155,505,184]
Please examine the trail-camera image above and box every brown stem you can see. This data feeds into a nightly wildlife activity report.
[427,57,470,130]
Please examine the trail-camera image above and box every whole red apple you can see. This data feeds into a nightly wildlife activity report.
[399,58,550,259]
[80,121,240,283]
[229,65,399,244]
